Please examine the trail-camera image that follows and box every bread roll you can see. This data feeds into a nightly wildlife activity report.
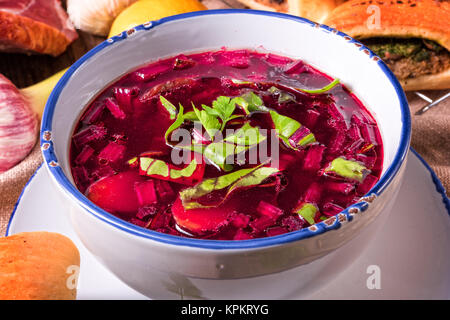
[0,232,80,300]
[324,0,450,90]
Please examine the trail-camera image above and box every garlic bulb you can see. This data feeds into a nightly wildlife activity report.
[67,0,138,36]
[0,75,38,173]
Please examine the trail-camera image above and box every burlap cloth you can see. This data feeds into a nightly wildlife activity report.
[0,92,449,236]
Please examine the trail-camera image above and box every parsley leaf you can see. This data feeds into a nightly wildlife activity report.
[192,103,221,141]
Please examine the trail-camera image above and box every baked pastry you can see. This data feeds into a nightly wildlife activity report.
[0,0,78,56]
[0,232,80,300]
[236,0,347,23]
[325,0,450,90]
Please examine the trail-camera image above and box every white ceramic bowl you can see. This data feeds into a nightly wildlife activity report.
[41,10,411,299]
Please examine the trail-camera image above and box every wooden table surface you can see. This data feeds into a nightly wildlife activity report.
[0,0,244,89]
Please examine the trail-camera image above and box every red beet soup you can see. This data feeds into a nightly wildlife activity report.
[70,49,383,240]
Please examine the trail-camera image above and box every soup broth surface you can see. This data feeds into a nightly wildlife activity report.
[70,50,383,240]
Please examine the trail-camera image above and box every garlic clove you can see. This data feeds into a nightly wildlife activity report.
[67,0,138,36]
[0,74,38,173]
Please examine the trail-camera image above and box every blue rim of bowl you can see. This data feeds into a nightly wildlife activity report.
[40,9,411,249]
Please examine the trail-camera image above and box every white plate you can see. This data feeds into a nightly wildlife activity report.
[6,149,450,300]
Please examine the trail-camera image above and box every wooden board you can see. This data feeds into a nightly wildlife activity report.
[0,0,242,89]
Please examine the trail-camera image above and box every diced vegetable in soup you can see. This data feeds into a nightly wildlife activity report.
[70,49,383,240]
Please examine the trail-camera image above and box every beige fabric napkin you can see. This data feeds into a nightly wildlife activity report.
[0,92,449,236]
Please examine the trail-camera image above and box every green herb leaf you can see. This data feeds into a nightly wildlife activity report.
[169,158,199,179]
[212,96,236,121]
[203,124,266,171]
[296,78,340,94]
[180,165,279,209]
[233,92,267,115]
[164,104,185,143]
[138,157,204,185]
[160,96,178,120]
[268,86,295,103]
[325,157,367,182]
[270,110,301,141]
[295,203,318,225]
[192,103,221,141]
[183,111,199,121]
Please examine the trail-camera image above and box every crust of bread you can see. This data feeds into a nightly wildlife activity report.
[401,66,450,91]
[324,0,450,51]
[0,11,75,56]
[235,0,346,22]
[236,0,286,12]
[0,232,80,300]
[288,0,347,23]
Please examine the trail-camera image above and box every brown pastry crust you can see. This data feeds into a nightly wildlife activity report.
[0,10,76,56]
[324,0,450,51]
[0,232,80,300]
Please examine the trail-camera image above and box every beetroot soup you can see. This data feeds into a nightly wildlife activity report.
[70,50,383,240]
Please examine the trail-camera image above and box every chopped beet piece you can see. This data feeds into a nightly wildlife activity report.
[130,218,147,228]
[173,55,196,70]
[136,205,158,220]
[233,229,253,240]
[351,114,364,127]
[303,145,326,172]
[345,139,365,154]
[150,210,172,230]
[246,73,267,82]
[278,153,297,171]
[266,226,288,237]
[229,213,251,228]
[265,53,292,66]
[155,180,175,203]
[91,165,115,181]
[322,202,344,217]
[72,166,90,193]
[328,131,346,154]
[256,201,283,219]
[249,216,274,233]
[356,174,378,196]
[348,124,362,141]
[73,125,107,148]
[289,126,316,148]
[86,171,141,214]
[327,104,345,123]
[105,98,126,120]
[134,180,158,206]
[114,87,139,112]
[98,142,125,164]
[324,181,355,195]
[81,102,105,124]
[360,123,378,145]
[281,215,306,231]
[284,60,307,74]
[171,197,230,235]
[304,109,321,128]
[134,64,171,82]
[355,153,377,169]
[75,145,94,165]
[220,50,250,69]
[303,183,322,204]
